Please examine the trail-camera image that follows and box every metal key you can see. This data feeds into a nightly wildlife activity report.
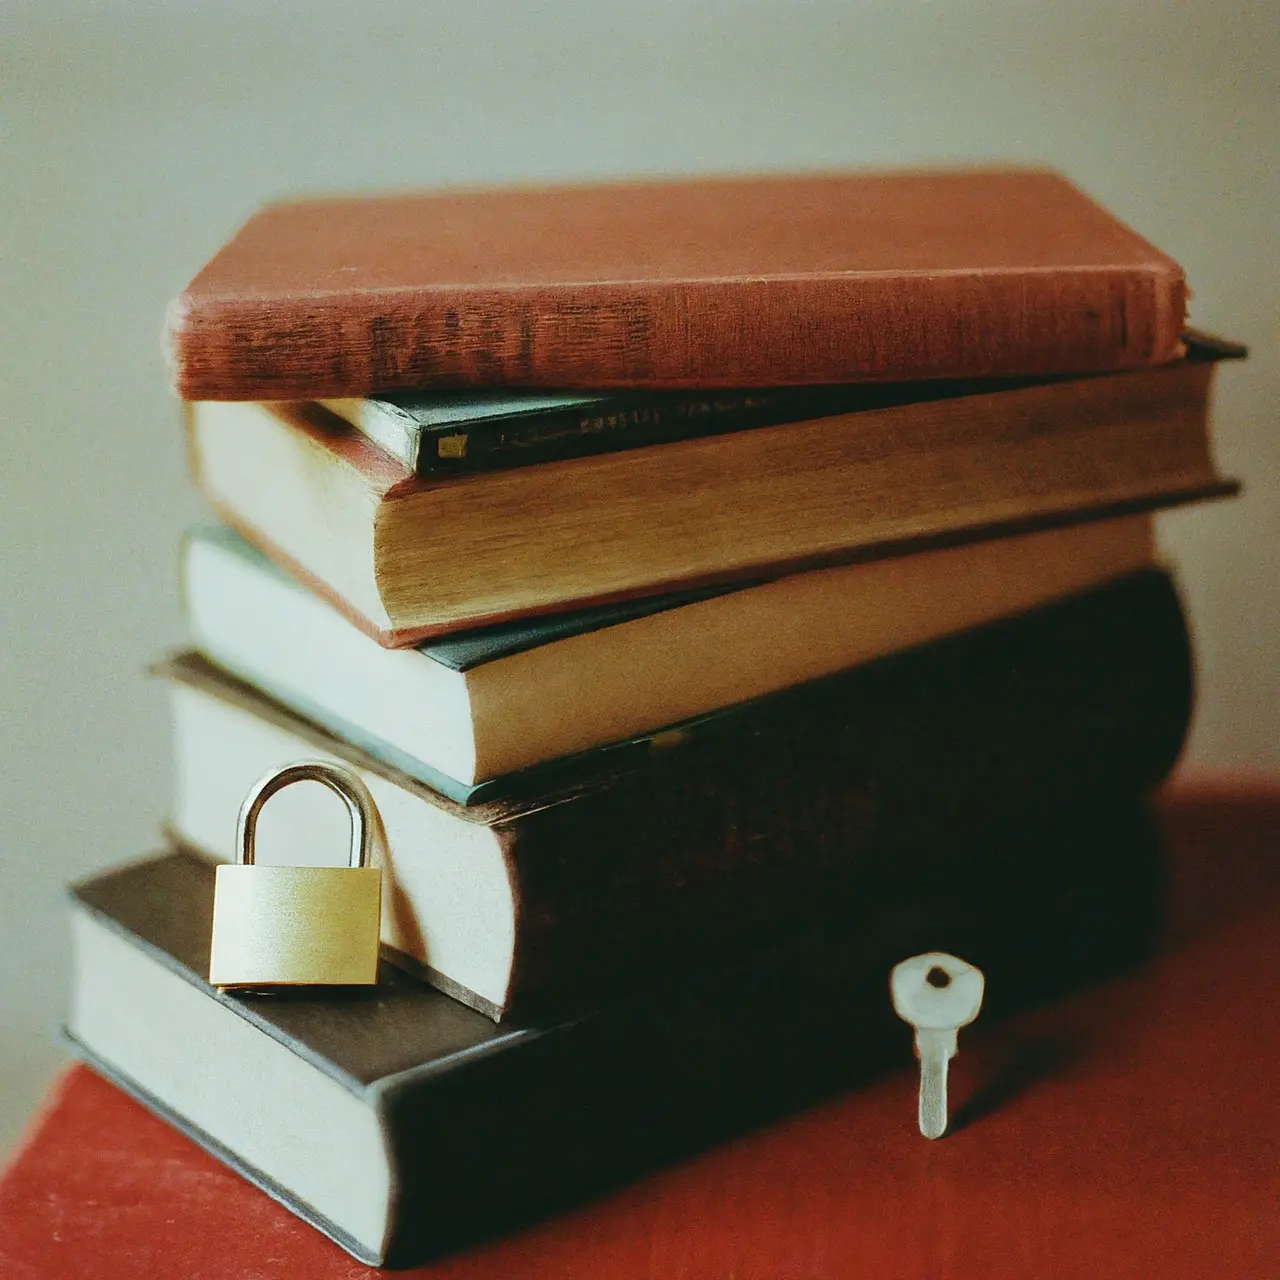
[890,952,986,1139]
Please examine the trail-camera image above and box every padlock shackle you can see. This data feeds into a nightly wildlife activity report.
[235,761,377,869]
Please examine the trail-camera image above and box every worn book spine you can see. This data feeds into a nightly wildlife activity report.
[168,267,1185,400]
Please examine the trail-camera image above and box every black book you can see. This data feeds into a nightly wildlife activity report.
[67,802,1167,1266]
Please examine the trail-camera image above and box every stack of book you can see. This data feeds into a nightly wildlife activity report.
[66,168,1241,1265]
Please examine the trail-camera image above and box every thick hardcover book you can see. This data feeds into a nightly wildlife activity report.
[165,168,1188,399]
[184,517,1158,786]
[163,570,1193,1020]
[321,333,1245,476]
[189,352,1234,644]
[65,799,1167,1265]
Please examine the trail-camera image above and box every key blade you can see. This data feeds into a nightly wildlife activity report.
[916,1028,956,1139]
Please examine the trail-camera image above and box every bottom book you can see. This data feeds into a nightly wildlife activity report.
[66,802,1167,1267]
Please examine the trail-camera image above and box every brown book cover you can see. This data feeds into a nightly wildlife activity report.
[166,168,1188,399]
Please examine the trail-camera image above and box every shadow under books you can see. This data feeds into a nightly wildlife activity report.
[384,800,1169,1267]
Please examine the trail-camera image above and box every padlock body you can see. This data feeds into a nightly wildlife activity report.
[209,865,382,987]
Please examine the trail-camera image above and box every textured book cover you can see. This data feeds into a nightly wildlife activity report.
[166,168,1188,399]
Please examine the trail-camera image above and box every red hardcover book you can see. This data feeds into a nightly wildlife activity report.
[166,168,1187,400]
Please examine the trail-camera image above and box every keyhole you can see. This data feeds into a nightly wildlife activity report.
[925,966,951,989]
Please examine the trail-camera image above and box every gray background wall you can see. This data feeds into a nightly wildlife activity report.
[1,0,1276,1154]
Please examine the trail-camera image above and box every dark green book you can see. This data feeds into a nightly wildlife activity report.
[67,801,1166,1265]
[319,332,1245,476]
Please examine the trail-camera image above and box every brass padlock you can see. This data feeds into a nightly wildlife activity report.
[208,761,383,989]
